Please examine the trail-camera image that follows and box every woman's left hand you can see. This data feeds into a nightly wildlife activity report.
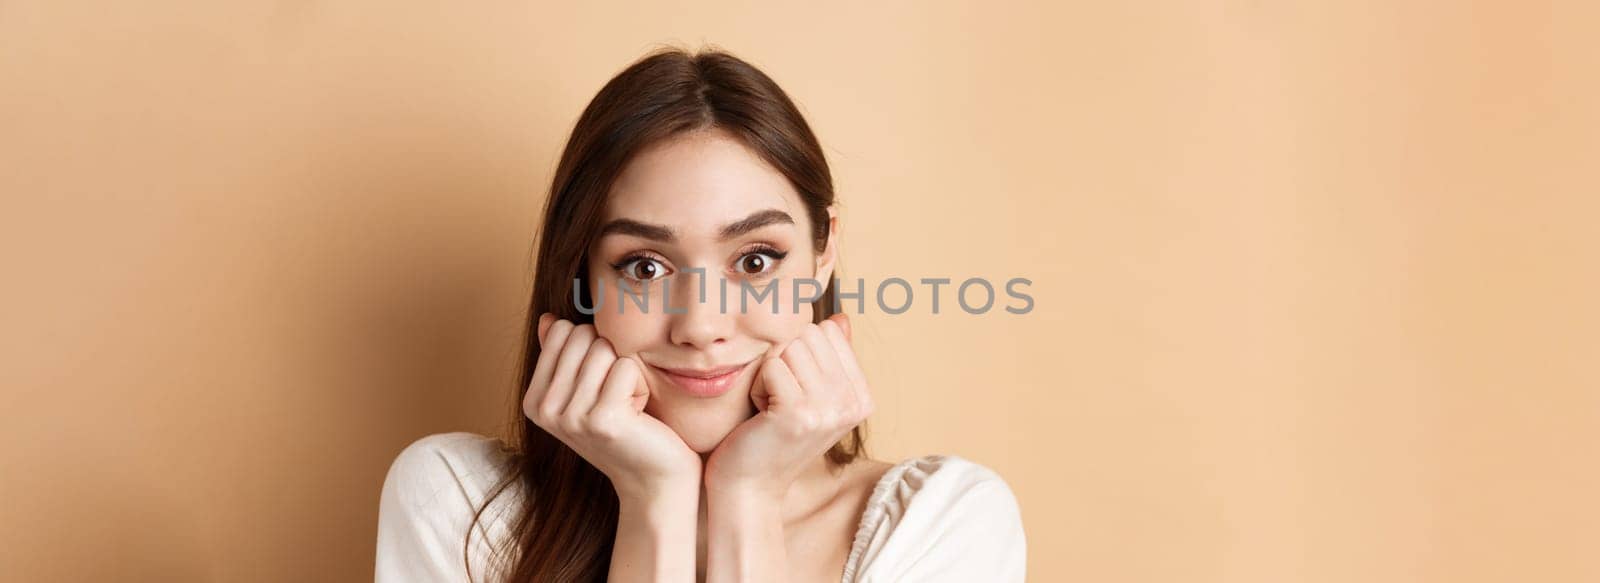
[703,313,874,498]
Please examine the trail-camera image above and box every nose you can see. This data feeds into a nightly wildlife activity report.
[668,271,732,350]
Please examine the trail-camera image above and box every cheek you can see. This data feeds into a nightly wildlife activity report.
[738,279,816,348]
[588,276,667,354]
[593,307,661,354]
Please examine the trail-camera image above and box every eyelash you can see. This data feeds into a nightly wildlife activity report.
[609,244,790,283]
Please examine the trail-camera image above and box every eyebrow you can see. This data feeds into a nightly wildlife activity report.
[597,209,795,243]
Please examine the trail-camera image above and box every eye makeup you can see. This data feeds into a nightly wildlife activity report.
[605,242,791,284]
[609,250,670,282]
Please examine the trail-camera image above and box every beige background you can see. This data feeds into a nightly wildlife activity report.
[3,1,1597,581]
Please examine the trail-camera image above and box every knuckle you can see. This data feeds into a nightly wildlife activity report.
[821,410,846,428]
[589,418,621,440]
[795,412,821,432]
[537,401,564,422]
[560,416,586,436]
[548,319,574,341]
[807,416,831,432]
[589,339,617,363]
[843,404,864,423]
[611,357,638,375]
[564,325,595,347]
[533,416,553,431]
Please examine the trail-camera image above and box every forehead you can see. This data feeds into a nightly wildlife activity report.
[603,129,805,235]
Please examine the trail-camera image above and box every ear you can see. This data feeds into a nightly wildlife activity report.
[813,204,839,284]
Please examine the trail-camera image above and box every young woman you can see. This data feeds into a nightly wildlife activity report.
[375,47,1026,583]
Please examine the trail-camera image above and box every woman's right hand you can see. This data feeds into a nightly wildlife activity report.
[524,314,702,499]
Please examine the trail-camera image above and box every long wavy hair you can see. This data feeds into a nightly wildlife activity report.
[464,47,867,582]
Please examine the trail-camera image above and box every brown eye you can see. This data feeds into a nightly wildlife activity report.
[740,254,766,274]
[617,257,669,281]
[735,249,785,276]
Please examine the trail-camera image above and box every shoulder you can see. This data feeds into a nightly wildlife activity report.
[866,454,1023,529]
[889,454,1015,494]
[376,433,521,582]
[381,432,515,507]
[842,454,1026,582]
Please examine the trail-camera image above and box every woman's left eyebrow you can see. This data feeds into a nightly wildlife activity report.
[717,209,793,241]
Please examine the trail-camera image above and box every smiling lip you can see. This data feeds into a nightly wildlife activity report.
[651,361,753,398]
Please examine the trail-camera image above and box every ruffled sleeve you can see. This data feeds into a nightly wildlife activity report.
[840,455,1027,583]
[375,432,520,583]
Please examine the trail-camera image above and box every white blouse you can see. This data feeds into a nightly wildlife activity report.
[376,432,1027,582]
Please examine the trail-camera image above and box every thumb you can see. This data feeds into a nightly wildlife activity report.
[596,356,651,414]
[755,355,802,412]
[750,359,771,412]
[627,355,651,412]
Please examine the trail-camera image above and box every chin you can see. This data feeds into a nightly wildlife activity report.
[648,392,755,454]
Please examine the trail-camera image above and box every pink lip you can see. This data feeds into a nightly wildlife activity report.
[651,361,753,398]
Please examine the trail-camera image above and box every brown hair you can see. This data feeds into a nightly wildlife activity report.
[465,46,866,582]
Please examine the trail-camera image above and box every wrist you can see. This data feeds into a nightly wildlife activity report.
[704,472,788,500]
[616,492,697,538]
[705,480,786,513]
[614,475,700,508]
[611,482,697,583]
[703,482,786,583]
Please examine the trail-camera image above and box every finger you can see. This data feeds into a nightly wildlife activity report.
[749,367,768,411]
[526,319,575,415]
[825,325,876,422]
[779,333,825,398]
[752,339,793,411]
[796,323,844,377]
[756,354,803,410]
[537,313,554,346]
[542,324,596,419]
[805,322,859,417]
[627,355,651,412]
[800,324,847,391]
[563,337,616,417]
[819,319,868,393]
[594,356,644,415]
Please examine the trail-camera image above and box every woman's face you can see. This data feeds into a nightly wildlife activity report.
[585,128,836,453]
